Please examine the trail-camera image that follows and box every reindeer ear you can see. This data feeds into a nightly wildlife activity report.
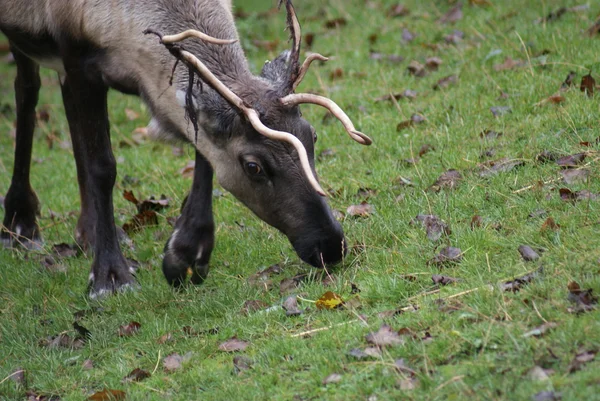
[260,50,291,86]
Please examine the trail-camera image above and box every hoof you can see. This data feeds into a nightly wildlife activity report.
[87,264,139,299]
[0,226,43,250]
[163,246,210,288]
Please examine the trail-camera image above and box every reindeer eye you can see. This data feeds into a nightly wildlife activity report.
[245,162,262,176]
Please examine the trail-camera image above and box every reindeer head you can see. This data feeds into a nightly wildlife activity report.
[146,0,371,267]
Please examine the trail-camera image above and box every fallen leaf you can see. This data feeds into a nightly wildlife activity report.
[279,274,306,295]
[407,60,427,77]
[538,7,567,23]
[425,57,443,70]
[501,267,543,292]
[402,28,416,43]
[163,353,183,372]
[541,217,560,231]
[470,215,483,229]
[561,71,577,89]
[478,157,524,177]
[397,377,419,390]
[528,366,551,381]
[388,4,410,17]
[522,322,557,338]
[432,274,458,285]
[179,160,195,178]
[444,30,464,44]
[323,373,343,385]
[88,389,126,401]
[480,130,503,140]
[347,202,374,217]
[536,150,558,163]
[316,291,344,310]
[429,169,462,191]
[122,210,158,234]
[122,368,151,383]
[51,243,79,258]
[418,144,435,157]
[580,73,595,97]
[348,347,382,359]
[282,295,302,316]
[494,57,524,71]
[233,356,253,375]
[490,106,512,117]
[118,321,141,337]
[567,349,596,373]
[366,325,404,347]
[518,245,540,262]
[374,89,417,102]
[73,322,92,340]
[241,300,269,315]
[157,333,173,344]
[433,74,458,90]
[218,337,249,352]
[324,18,347,29]
[304,33,314,48]
[559,188,598,202]
[556,153,586,168]
[429,247,463,266]
[82,359,94,370]
[567,281,597,313]
[413,214,451,242]
[533,391,562,401]
[587,18,600,36]
[40,333,85,350]
[438,3,463,24]
[560,169,589,184]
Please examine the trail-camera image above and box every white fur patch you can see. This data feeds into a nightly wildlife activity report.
[196,246,204,261]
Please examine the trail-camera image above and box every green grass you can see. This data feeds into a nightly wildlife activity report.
[1,0,600,400]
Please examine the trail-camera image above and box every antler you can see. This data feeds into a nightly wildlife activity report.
[160,29,238,45]
[144,29,326,196]
[292,53,329,91]
[280,93,372,145]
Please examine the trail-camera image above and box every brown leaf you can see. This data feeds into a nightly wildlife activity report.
[374,89,417,102]
[556,153,586,168]
[241,300,269,315]
[413,214,451,242]
[480,130,503,140]
[407,60,427,77]
[561,71,577,89]
[51,243,79,258]
[88,389,126,401]
[329,68,344,81]
[347,202,374,217]
[40,333,85,350]
[118,321,141,337]
[541,217,560,231]
[402,28,415,43]
[438,3,463,24]
[316,291,344,310]
[567,349,597,373]
[157,333,173,344]
[425,57,443,70]
[522,322,557,338]
[444,30,464,44]
[218,337,249,352]
[418,144,435,157]
[518,245,540,262]
[560,169,589,184]
[432,274,458,285]
[428,247,463,266]
[501,267,542,292]
[122,210,158,234]
[388,4,410,17]
[493,57,525,71]
[163,353,183,372]
[82,359,94,370]
[429,169,462,191]
[282,295,302,316]
[544,94,565,104]
[233,356,253,375]
[348,347,382,359]
[536,150,558,163]
[304,33,314,49]
[470,215,483,229]
[433,74,458,90]
[587,18,600,36]
[580,73,595,97]
[559,188,598,202]
[366,324,404,347]
[122,368,151,383]
[478,157,524,177]
[179,160,195,178]
[567,281,597,313]
[324,18,347,29]
[323,373,343,385]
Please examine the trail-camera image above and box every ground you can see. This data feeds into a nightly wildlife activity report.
[0,0,599,400]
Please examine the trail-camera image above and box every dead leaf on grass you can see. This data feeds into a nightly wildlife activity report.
[522,322,557,338]
[241,300,269,315]
[366,324,404,347]
[163,353,183,371]
[40,333,85,350]
[122,368,151,383]
[316,291,344,310]
[347,202,374,217]
[556,153,586,168]
[324,18,347,29]
[541,217,560,231]
[559,188,598,202]
[567,349,596,373]
[438,3,462,24]
[413,214,451,242]
[407,60,427,77]
[560,169,589,184]
[567,281,597,313]
[580,73,595,97]
[470,215,483,229]
[282,295,302,316]
[561,71,577,89]
[402,28,416,43]
[118,321,141,337]
[374,89,417,102]
[218,337,249,352]
[493,57,525,71]
[501,267,543,292]
[323,373,343,385]
[432,274,458,285]
[490,105,512,117]
[478,157,524,177]
[88,389,126,401]
[51,243,79,258]
[536,150,558,163]
[518,245,540,262]
[429,169,462,191]
[433,74,458,90]
[348,347,382,359]
[429,247,463,266]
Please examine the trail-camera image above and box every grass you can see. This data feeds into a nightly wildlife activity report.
[1,0,599,400]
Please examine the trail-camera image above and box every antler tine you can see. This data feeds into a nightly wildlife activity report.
[160,29,238,45]
[291,53,329,91]
[280,93,373,145]
[173,49,326,196]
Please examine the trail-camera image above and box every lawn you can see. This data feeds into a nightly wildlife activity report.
[1,0,599,400]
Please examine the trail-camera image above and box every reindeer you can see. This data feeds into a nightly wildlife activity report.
[0,0,371,298]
